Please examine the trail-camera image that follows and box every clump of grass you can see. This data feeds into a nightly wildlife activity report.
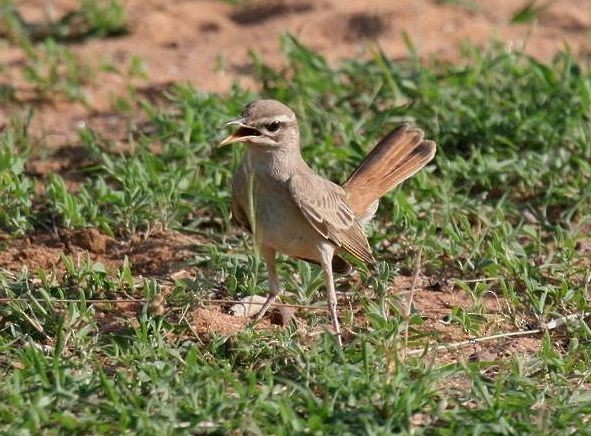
[77,0,127,39]
[0,0,127,104]
[0,0,127,44]
[21,38,94,102]
[46,174,88,229]
[0,115,34,235]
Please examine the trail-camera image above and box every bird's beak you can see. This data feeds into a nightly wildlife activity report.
[219,118,260,147]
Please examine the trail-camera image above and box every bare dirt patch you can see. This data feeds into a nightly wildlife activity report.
[191,307,260,336]
[0,228,202,277]
[387,274,544,363]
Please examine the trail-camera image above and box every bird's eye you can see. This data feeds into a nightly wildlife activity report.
[265,121,281,132]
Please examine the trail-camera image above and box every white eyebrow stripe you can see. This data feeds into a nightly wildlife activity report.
[258,114,295,124]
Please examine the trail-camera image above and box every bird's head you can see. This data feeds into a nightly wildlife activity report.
[220,99,300,150]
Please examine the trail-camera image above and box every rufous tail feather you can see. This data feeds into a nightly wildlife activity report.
[343,123,436,221]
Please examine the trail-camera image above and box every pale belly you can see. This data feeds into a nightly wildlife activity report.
[236,175,325,260]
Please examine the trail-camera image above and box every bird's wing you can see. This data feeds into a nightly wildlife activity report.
[289,173,375,265]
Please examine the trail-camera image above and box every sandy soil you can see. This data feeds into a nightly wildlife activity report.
[2,0,590,146]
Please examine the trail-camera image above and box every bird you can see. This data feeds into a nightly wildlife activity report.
[220,99,436,346]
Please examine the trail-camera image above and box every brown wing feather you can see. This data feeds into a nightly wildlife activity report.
[343,123,436,221]
[289,174,375,265]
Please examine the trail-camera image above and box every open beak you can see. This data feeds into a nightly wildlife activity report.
[219,118,261,147]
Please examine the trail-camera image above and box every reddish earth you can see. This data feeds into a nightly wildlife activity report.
[2,0,590,147]
[2,0,587,355]
[0,228,201,276]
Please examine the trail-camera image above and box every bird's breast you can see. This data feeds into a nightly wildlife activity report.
[232,167,324,260]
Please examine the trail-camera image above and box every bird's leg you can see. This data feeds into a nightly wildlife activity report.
[252,245,281,323]
[318,242,343,347]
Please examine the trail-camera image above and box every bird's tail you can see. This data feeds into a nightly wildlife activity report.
[343,123,436,222]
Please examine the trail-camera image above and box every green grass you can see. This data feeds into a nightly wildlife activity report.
[0,0,127,103]
[0,0,127,44]
[1,34,591,432]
